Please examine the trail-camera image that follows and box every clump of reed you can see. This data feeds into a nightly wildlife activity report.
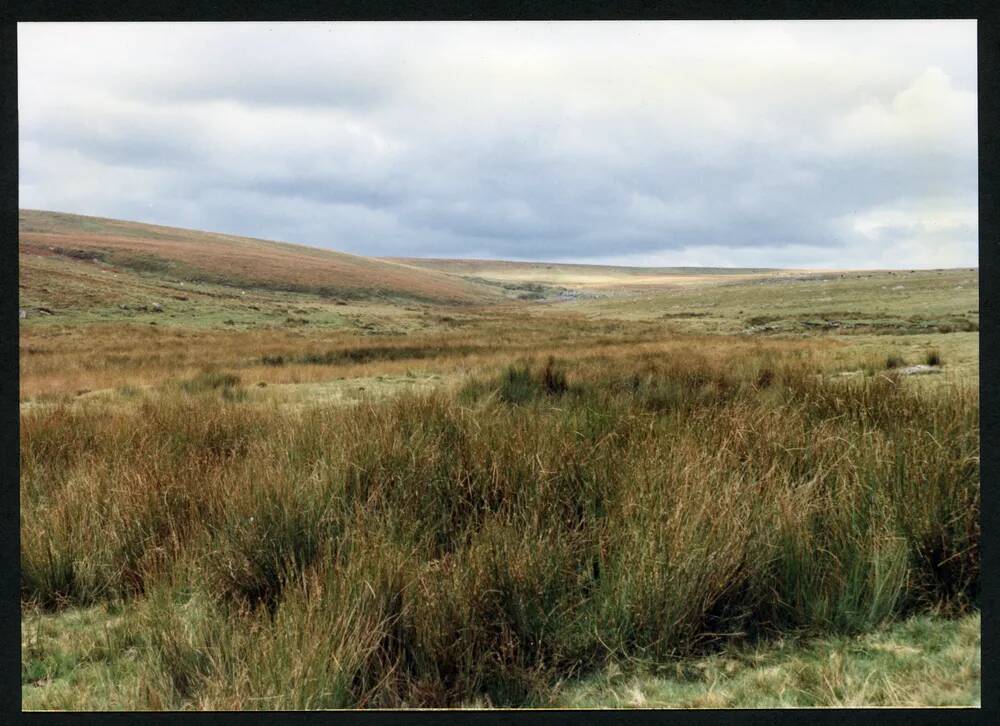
[20,349,979,707]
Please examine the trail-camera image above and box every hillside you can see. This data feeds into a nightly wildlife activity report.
[19,210,500,306]
[384,256,784,292]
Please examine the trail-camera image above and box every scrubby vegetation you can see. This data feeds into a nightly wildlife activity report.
[20,349,979,708]
[18,211,981,709]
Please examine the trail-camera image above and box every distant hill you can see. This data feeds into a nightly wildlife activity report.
[19,210,500,305]
[383,257,783,290]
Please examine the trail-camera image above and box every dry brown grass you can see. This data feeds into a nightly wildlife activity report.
[18,209,980,710]
[385,256,792,291]
[20,209,499,304]
[20,346,978,708]
[19,315,839,402]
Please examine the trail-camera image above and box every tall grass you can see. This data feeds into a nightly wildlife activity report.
[20,350,979,707]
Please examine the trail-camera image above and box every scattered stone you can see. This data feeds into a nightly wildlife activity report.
[18,309,26,320]
[36,307,54,315]
[892,285,904,290]
[119,304,129,310]
[151,302,164,312]
[898,364,942,376]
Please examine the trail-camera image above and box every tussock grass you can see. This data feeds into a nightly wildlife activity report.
[20,346,979,708]
[260,343,480,368]
[885,354,905,369]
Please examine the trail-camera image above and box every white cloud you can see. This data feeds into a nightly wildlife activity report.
[831,66,977,157]
[18,20,978,268]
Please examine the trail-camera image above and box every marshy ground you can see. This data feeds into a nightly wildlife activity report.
[19,211,979,710]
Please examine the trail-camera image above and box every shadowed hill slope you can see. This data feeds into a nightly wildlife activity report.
[19,210,500,305]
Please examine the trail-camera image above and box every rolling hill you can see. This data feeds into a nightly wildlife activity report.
[383,257,785,291]
[19,210,500,306]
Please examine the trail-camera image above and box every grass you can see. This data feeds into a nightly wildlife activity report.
[571,267,979,337]
[20,350,979,708]
[19,209,980,710]
[886,354,906,369]
[20,209,500,305]
[22,604,146,711]
[23,601,979,710]
[551,611,980,708]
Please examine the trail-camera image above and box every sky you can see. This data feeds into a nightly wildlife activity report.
[18,21,978,269]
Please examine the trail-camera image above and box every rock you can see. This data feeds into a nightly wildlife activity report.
[151,302,164,312]
[19,309,26,320]
[898,365,942,376]
[37,307,54,315]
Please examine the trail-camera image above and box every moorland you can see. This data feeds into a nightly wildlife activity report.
[19,209,979,709]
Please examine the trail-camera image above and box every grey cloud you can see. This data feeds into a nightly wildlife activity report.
[18,21,978,268]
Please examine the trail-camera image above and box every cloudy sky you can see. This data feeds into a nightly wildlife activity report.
[18,21,977,268]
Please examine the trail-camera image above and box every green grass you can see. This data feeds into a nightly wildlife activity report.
[550,611,980,708]
[22,605,143,711]
[21,594,980,710]
[575,269,978,334]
